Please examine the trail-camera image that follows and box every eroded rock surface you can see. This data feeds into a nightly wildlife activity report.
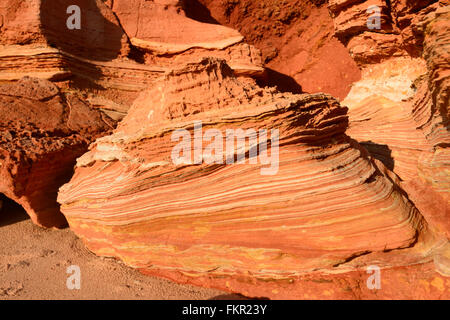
[108,0,264,76]
[0,0,264,121]
[198,0,362,99]
[336,2,450,237]
[0,0,448,299]
[0,77,111,227]
[0,0,266,226]
[58,58,447,299]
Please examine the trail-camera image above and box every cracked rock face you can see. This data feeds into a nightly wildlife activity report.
[0,77,112,227]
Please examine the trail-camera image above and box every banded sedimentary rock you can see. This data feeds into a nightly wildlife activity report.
[343,57,430,182]
[411,5,450,231]
[336,2,450,238]
[58,58,447,298]
[0,77,111,227]
[341,3,449,194]
[0,0,267,227]
[0,0,132,79]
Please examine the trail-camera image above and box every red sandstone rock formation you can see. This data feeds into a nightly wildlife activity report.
[0,0,448,299]
[107,0,264,77]
[0,0,151,120]
[0,0,266,226]
[0,77,111,227]
[328,0,448,65]
[58,58,448,299]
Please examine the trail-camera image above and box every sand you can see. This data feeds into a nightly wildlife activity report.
[0,196,243,300]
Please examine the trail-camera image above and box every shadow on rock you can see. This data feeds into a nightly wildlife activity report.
[0,194,29,228]
[257,68,303,94]
[182,0,221,25]
[40,0,128,83]
[360,141,395,171]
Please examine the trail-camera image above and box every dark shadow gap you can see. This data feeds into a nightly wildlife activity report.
[0,194,30,228]
[182,0,221,25]
[257,68,303,94]
[360,141,395,171]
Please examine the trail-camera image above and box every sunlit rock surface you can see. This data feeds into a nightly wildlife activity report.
[58,58,447,299]
[0,0,263,121]
[0,0,448,299]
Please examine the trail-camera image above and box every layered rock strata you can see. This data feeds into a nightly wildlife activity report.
[198,0,362,99]
[0,0,266,226]
[0,0,447,299]
[58,58,447,298]
[335,3,450,239]
[0,0,156,119]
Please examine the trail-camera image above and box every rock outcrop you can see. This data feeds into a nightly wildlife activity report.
[332,2,450,238]
[108,0,263,77]
[0,77,111,227]
[319,7,450,298]
[58,58,447,299]
[328,0,448,65]
[0,0,264,121]
[198,0,362,99]
[0,0,158,120]
[0,0,448,299]
[0,0,266,225]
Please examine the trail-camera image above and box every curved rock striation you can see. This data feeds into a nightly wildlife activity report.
[343,57,430,182]
[0,77,111,227]
[0,0,268,227]
[57,58,444,298]
[334,1,450,239]
[0,0,448,299]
